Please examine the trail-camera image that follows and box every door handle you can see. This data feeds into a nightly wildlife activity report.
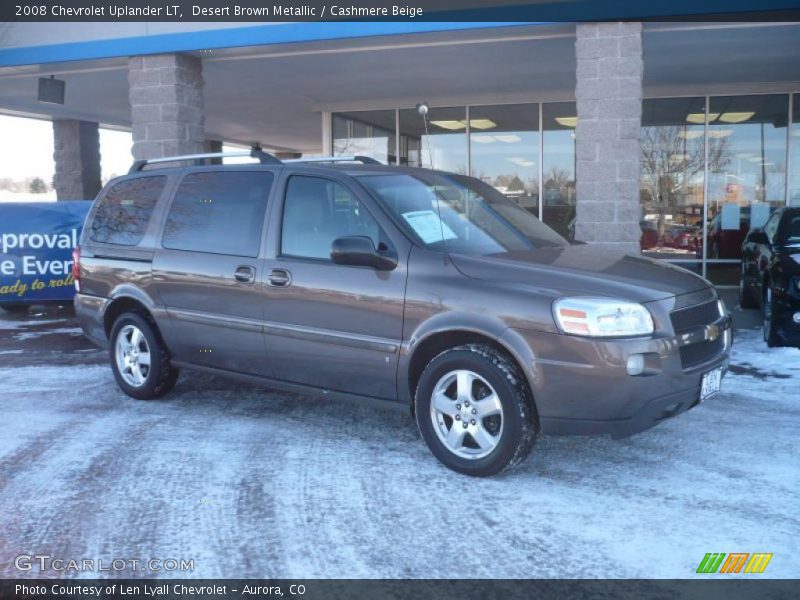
[234,265,256,284]
[268,268,292,288]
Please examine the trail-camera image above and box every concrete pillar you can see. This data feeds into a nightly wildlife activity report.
[574,22,643,253]
[52,119,102,200]
[128,53,204,160]
[204,139,223,153]
[204,139,223,164]
[275,151,302,160]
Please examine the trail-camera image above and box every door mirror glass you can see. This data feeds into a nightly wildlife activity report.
[330,236,397,270]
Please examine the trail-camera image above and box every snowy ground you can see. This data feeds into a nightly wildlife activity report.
[0,307,798,579]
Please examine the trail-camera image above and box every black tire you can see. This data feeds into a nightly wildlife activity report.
[762,286,782,348]
[0,303,29,313]
[109,312,179,400]
[415,344,538,477]
[738,262,758,309]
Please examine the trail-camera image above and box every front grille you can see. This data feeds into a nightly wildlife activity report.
[670,300,720,333]
[679,336,725,369]
[670,300,725,369]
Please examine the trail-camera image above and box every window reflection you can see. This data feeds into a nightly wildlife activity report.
[707,95,787,261]
[398,106,468,173]
[542,102,576,239]
[468,104,539,217]
[333,111,396,164]
[789,94,800,207]
[640,97,706,259]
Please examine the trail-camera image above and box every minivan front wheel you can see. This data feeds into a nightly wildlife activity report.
[110,312,178,400]
[415,344,538,476]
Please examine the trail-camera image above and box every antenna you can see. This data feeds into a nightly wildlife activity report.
[416,102,448,262]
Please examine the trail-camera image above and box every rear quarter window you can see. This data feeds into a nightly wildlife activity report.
[89,176,166,245]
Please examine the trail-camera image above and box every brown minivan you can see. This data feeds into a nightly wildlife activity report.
[74,151,731,476]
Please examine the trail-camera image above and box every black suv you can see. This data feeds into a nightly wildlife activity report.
[740,206,800,347]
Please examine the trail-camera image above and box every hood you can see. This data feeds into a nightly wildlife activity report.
[777,247,800,272]
[450,245,710,303]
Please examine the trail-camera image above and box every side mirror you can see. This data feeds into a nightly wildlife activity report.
[748,229,769,246]
[330,236,397,271]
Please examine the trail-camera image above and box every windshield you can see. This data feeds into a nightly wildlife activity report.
[358,172,568,255]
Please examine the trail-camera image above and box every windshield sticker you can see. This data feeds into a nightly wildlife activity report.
[402,210,458,244]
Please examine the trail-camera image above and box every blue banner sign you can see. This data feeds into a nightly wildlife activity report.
[0,201,91,305]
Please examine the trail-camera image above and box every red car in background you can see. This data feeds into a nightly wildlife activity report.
[662,224,700,252]
[707,211,750,259]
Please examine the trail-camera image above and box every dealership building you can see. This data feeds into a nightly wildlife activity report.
[1,20,799,285]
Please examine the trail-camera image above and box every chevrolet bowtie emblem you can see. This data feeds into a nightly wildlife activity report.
[705,323,720,342]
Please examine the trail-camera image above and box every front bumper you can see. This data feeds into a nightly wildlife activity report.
[507,292,732,439]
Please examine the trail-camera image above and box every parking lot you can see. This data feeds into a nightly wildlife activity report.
[1,298,798,579]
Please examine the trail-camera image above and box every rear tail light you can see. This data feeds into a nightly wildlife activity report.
[72,245,81,292]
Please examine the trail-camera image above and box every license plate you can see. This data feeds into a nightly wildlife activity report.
[700,366,723,401]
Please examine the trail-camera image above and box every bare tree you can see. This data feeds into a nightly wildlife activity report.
[640,125,731,232]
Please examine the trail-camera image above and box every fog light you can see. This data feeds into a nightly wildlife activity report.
[627,354,645,376]
[793,312,800,324]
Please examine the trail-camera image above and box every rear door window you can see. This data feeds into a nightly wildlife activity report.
[162,171,274,257]
[89,176,166,245]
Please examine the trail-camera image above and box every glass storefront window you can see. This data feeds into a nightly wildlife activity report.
[542,102,576,239]
[640,97,706,260]
[468,104,540,217]
[398,106,468,173]
[331,93,796,287]
[706,95,788,258]
[790,93,800,207]
[332,111,396,164]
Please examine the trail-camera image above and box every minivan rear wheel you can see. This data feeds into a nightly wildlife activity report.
[415,344,538,477]
[109,312,179,400]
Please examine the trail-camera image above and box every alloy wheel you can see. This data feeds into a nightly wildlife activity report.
[429,369,504,460]
[115,324,151,388]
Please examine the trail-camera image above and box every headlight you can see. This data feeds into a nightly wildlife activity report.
[553,297,655,337]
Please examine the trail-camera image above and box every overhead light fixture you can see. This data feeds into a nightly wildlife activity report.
[708,129,733,138]
[430,119,497,131]
[669,154,688,162]
[736,153,757,159]
[38,75,65,105]
[469,119,497,130]
[746,156,762,163]
[678,130,704,139]
[430,120,466,130]
[555,116,578,128]
[471,135,495,144]
[686,113,719,124]
[508,157,536,167]
[494,134,522,143]
[719,112,755,124]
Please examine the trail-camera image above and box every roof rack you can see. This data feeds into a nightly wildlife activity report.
[128,147,282,173]
[283,155,383,165]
